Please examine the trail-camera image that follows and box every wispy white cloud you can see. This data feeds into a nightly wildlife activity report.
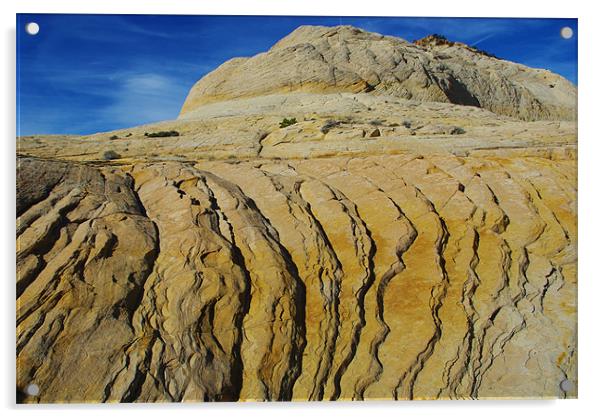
[97,72,189,128]
[18,68,195,135]
[471,33,496,46]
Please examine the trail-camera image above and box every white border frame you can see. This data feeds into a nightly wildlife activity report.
[3,1,600,417]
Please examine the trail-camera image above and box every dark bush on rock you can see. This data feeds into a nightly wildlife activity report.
[144,130,180,138]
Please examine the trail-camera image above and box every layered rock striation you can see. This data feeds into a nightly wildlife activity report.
[16,150,577,401]
[16,25,577,402]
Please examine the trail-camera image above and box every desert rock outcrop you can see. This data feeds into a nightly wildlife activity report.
[180,26,576,121]
[16,25,577,402]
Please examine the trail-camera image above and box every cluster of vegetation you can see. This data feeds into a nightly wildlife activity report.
[144,130,180,138]
[279,118,297,128]
[101,150,121,160]
[109,135,119,140]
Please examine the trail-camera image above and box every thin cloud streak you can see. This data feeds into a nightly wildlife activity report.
[471,33,496,47]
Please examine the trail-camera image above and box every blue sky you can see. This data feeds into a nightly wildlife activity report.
[17,14,577,136]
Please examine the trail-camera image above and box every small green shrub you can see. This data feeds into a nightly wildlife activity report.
[450,127,466,135]
[101,150,121,160]
[144,130,180,138]
[125,133,132,137]
[109,135,119,140]
[279,118,297,128]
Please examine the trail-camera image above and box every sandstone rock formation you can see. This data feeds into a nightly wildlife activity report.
[180,26,576,121]
[16,25,577,402]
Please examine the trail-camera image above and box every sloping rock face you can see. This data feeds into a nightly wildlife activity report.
[16,150,577,402]
[19,92,577,163]
[16,25,577,402]
[180,26,576,121]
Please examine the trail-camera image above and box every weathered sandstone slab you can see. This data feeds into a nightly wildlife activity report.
[16,147,577,401]
[16,25,577,402]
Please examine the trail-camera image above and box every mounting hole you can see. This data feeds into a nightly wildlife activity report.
[25,22,40,36]
[560,27,573,39]
[25,383,40,396]
[560,379,574,392]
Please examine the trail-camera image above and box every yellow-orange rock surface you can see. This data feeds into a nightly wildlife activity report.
[16,25,577,402]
